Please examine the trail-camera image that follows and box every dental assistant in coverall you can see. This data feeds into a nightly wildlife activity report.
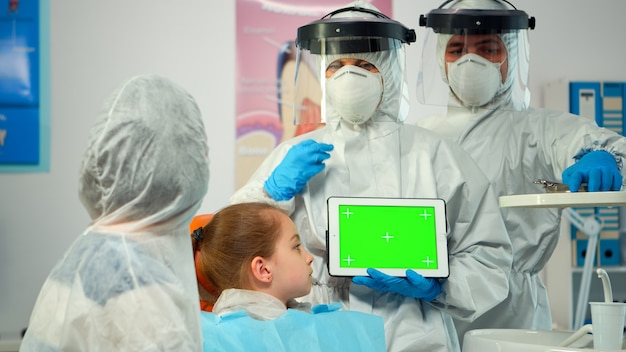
[21,75,210,351]
[417,0,626,342]
[230,2,513,351]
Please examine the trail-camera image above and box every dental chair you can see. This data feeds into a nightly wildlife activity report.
[189,214,216,312]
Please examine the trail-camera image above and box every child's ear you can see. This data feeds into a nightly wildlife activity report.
[250,256,272,283]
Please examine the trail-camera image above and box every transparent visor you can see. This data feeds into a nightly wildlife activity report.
[291,36,406,127]
[416,27,530,112]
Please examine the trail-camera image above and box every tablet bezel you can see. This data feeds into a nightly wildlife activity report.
[326,196,449,278]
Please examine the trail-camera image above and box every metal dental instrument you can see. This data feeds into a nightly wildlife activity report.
[534,179,588,193]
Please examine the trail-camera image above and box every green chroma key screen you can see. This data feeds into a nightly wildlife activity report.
[337,204,438,269]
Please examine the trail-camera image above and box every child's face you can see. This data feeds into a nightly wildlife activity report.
[267,212,314,303]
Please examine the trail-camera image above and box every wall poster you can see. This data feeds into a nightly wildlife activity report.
[0,0,49,172]
[235,0,392,188]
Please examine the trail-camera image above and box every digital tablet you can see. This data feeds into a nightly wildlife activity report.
[326,196,449,278]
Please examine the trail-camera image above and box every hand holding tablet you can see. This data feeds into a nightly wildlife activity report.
[326,197,449,278]
[352,268,442,301]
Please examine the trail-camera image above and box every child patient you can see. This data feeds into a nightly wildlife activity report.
[192,202,386,352]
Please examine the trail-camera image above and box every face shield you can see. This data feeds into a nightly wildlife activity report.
[293,6,416,126]
[416,0,535,111]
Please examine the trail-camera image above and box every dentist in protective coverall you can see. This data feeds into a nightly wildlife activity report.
[231,3,512,351]
[21,75,210,351]
[417,0,626,342]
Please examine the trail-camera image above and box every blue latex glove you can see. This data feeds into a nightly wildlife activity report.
[352,268,441,302]
[562,150,622,192]
[264,139,334,201]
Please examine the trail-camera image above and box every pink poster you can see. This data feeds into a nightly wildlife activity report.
[235,0,392,188]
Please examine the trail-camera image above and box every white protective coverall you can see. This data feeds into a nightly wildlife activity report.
[20,74,210,352]
[417,0,626,339]
[231,24,513,351]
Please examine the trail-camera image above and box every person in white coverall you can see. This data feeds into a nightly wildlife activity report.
[20,75,210,352]
[230,2,513,351]
[417,0,626,342]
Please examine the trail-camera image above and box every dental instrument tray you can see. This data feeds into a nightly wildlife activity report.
[498,180,626,208]
[326,196,449,278]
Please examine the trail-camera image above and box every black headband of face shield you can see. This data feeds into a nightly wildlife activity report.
[296,6,417,55]
[419,0,536,34]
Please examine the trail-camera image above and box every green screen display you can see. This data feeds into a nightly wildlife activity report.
[337,205,438,269]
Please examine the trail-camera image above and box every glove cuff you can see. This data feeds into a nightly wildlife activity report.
[264,177,291,201]
[574,146,624,171]
[422,285,442,302]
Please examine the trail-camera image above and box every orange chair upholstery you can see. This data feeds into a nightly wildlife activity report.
[189,214,214,234]
[190,214,216,312]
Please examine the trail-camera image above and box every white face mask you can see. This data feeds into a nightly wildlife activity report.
[446,53,503,108]
[325,65,383,124]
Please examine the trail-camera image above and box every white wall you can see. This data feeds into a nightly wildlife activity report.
[1,0,625,338]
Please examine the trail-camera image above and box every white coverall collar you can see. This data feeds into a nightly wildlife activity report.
[213,289,306,320]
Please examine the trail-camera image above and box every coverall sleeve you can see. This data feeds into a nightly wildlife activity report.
[536,109,626,180]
